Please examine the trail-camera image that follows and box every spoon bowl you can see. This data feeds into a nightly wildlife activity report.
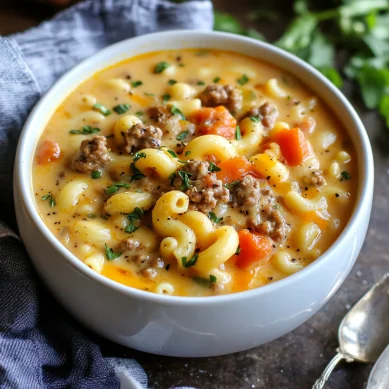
[313,273,389,389]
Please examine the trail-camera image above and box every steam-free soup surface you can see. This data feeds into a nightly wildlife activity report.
[33,49,356,296]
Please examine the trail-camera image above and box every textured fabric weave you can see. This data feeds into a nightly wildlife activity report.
[0,1,213,388]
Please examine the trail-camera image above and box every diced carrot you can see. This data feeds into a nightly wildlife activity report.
[236,229,274,269]
[129,94,150,107]
[273,127,313,166]
[189,106,237,139]
[36,140,61,165]
[216,156,253,184]
[231,269,253,292]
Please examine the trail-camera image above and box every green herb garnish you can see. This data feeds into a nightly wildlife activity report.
[197,81,206,85]
[185,151,191,156]
[178,170,193,191]
[93,103,111,116]
[213,76,221,83]
[135,111,144,117]
[104,243,121,261]
[193,275,216,288]
[237,74,249,86]
[162,93,171,103]
[235,246,241,255]
[209,275,217,283]
[168,79,177,85]
[154,61,171,74]
[133,151,146,163]
[176,130,189,141]
[105,182,130,194]
[130,163,146,181]
[341,171,351,181]
[182,253,198,268]
[41,194,55,207]
[125,207,144,233]
[113,104,131,114]
[209,212,223,224]
[171,105,186,120]
[225,180,240,189]
[249,116,260,123]
[131,80,143,88]
[235,125,242,140]
[91,170,102,179]
[208,161,221,173]
[69,125,100,135]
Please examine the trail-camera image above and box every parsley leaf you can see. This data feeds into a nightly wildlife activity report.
[105,244,121,261]
[105,182,130,194]
[185,151,191,156]
[178,170,193,191]
[171,105,186,120]
[176,130,189,141]
[69,126,100,135]
[209,274,217,283]
[162,93,171,103]
[341,171,351,181]
[133,151,146,163]
[154,61,171,74]
[235,125,242,140]
[250,116,260,123]
[125,207,144,233]
[93,103,111,116]
[237,74,249,86]
[130,163,146,182]
[91,170,102,179]
[182,253,198,268]
[193,275,216,288]
[197,81,206,85]
[208,161,221,172]
[131,80,143,88]
[113,104,131,114]
[225,180,240,189]
[209,211,223,224]
[41,194,55,207]
[213,76,221,83]
[235,246,241,255]
[168,79,177,85]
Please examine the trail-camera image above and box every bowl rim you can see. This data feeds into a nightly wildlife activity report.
[15,29,374,306]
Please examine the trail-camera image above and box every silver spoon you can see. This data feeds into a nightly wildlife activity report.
[312,273,389,389]
[366,344,389,389]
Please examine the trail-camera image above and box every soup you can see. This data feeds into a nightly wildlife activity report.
[33,49,356,297]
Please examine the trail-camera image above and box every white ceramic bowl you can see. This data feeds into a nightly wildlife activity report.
[14,30,374,357]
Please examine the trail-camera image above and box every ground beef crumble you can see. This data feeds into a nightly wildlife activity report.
[304,170,325,187]
[121,123,163,153]
[72,135,111,173]
[198,84,242,112]
[243,102,279,129]
[230,175,288,242]
[172,160,230,213]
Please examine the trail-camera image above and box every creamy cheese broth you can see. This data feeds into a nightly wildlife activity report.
[32,49,357,296]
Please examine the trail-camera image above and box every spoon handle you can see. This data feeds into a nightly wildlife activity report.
[312,350,354,389]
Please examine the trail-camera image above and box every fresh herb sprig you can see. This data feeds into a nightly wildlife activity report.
[125,207,144,233]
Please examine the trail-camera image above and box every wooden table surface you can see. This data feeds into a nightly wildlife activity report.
[1,1,388,388]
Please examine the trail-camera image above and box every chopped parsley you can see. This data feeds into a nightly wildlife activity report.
[225,180,240,189]
[131,80,143,88]
[144,92,155,96]
[209,275,217,283]
[193,275,217,288]
[235,246,241,255]
[176,130,189,141]
[125,207,144,233]
[162,93,171,103]
[168,172,176,186]
[105,182,130,194]
[93,103,111,116]
[208,161,221,173]
[166,149,178,158]
[182,253,198,268]
[171,105,186,120]
[135,111,144,117]
[113,104,131,114]
[249,116,260,123]
[133,151,146,163]
[197,81,206,85]
[235,125,242,140]
[178,170,192,191]
[168,79,177,85]
[104,243,121,261]
[209,211,223,224]
[91,170,102,179]
[69,125,100,135]
[213,76,221,83]
[185,151,191,156]
[130,162,146,181]
[41,194,55,207]
[341,171,351,181]
[154,61,171,74]
[237,74,249,86]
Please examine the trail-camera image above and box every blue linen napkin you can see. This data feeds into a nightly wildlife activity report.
[0,1,213,388]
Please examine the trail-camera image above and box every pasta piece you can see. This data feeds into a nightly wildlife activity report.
[152,191,196,267]
[290,97,317,121]
[129,227,159,251]
[195,226,239,274]
[250,153,289,183]
[232,117,264,157]
[105,78,131,93]
[104,191,154,215]
[163,65,177,77]
[155,283,175,295]
[73,220,111,245]
[79,94,97,108]
[135,148,181,181]
[71,111,105,129]
[336,151,351,163]
[283,191,327,214]
[56,180,88,211]
[114,115,142,146]
[319,131,337,149]
[84,252,105,273]
[271,251,303,275]
[183,135,236,162]
[79,244,93,256]
[168,83,196,100]
[328,162,341,179]
[167,99,202,117]
[265,78,288,99]
[295,222,321,252]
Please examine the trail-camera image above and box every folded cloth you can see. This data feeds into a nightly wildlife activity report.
[0,1,213,388]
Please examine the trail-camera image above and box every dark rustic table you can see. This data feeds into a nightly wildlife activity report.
[1,1,388,388]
